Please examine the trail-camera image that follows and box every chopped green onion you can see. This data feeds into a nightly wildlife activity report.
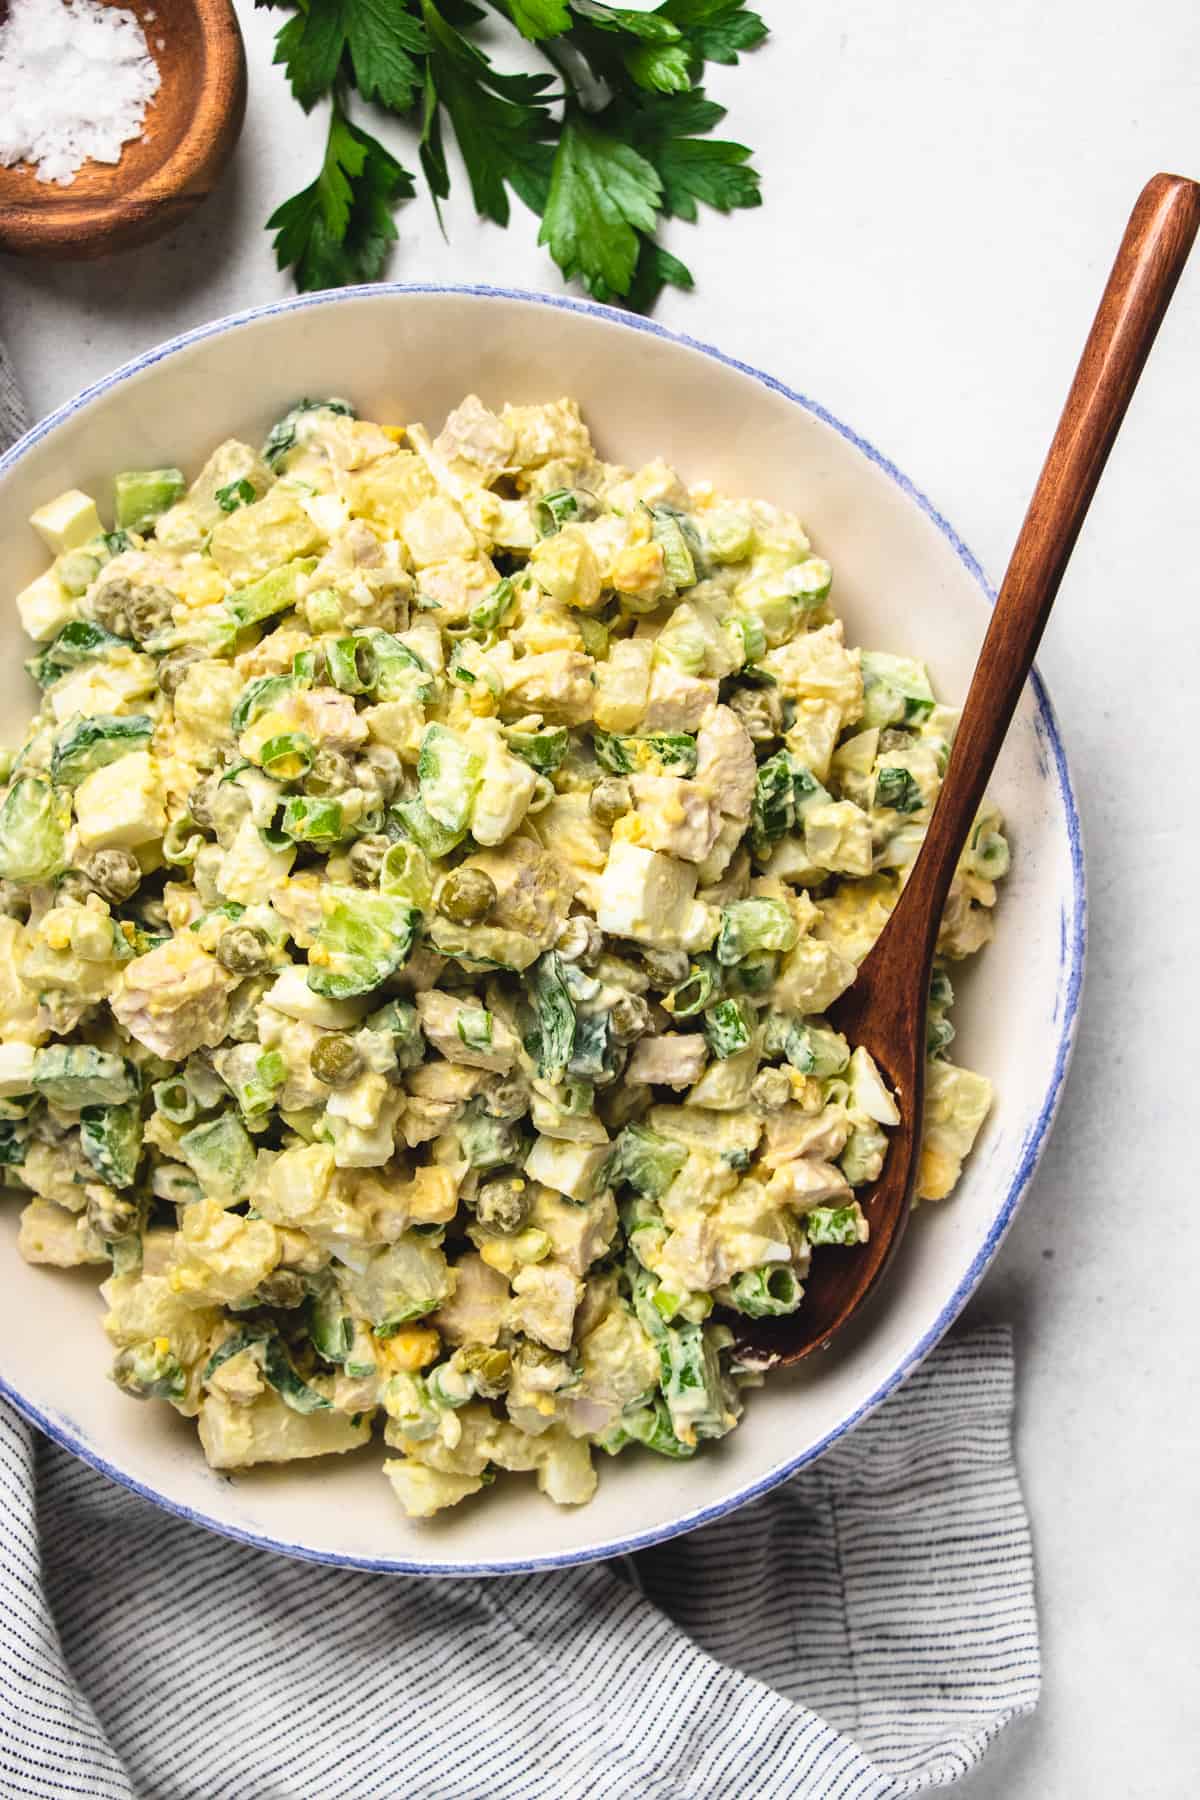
[534,490,580,536]
[281,795,345,846]
[162,815,205,866]
[327,636,377,694]
[259,732,314,781]
[704,997,755,1059]
[469,577,516,635]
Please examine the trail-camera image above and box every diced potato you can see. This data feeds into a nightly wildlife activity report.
[762,621,863,727]
[172,662,243,755]
[254,1142,368,1243]
[383,1461,484,1517]
[199,1389,372,1469]
[402,497,476,565]
[509,1260,583,1352]
[362,698,426,761]
[16,570,75,642]
[528,526,602,610]
[641,665,718,732]
[166,1198,280,1306]
[30,489,102,554]
[785,699,843,785]
[630,774,721,864]
[917,1061,993,1201]
[18,1198,108,1267]
[524,1134,611,1203]
[73,750,166,851]
[594,638,653,732]
[595,840,718,952]
[804,800,874,878]
[502,398,592,472]
[346,450,438,528]
[772,937,857,1014]
[415,990,519,1073]
[209,487,324,582]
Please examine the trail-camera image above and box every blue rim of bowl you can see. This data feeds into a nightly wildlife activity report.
[0,284,1086,1577]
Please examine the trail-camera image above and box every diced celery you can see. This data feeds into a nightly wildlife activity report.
[417,724,483,832]
[114,468,186,534]
[0,776,70,883]
[306,887,419,999]
[227,558,318,628]
[177,1112,256,1205]
[716,898,799,965]
[32,1045,135,1107]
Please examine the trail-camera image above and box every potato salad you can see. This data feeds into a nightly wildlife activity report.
[0,395,1007,1518]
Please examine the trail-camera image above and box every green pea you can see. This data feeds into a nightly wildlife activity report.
[310,1034,364,1087]
[474,1175,529,1234]
[437,867,497,926]
[589,776,632,828]
[216,925,272,976]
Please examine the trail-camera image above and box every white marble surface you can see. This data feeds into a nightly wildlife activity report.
[1,1,1197,1790]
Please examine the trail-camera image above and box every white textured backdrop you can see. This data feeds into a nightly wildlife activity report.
[1,3,1198,1791]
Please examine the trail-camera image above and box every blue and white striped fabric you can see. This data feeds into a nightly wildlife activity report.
[0,375,1037,1796]
[0,339,25,456]
[0,1327,1039,1799]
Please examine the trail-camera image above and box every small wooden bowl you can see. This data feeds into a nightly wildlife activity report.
[0,0,246,258]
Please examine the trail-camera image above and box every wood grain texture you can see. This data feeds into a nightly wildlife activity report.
[0,0,245,258]
[735,172,1200,1368]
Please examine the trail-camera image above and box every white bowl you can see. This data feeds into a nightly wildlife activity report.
[0,287,1085,1575]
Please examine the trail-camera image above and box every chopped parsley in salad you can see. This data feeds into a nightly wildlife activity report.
[0,395,1006,1517]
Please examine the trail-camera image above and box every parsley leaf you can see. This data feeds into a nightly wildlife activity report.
[624,37,692,93]
[272,0,426,112]
[273,0,349,111]
[508,0,570,35]
[539,109,662,298]
[346,0,427,108]
[627,240,695,312]
[268,105,415,290]
[660,0,767,64]
[628,91,761,220]
[566,3,693,94]
[571,3,684,38]
[423,1,556,225]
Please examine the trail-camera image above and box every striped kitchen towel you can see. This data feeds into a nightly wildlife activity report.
[0,371,1037,1797]
[0,1327,1039,1800]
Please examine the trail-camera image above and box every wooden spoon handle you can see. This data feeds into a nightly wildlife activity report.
[878,171,1200,972]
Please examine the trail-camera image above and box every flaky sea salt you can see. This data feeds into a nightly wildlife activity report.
[0,0,161,187]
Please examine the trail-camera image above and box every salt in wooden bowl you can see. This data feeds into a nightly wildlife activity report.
[0,0,245,258]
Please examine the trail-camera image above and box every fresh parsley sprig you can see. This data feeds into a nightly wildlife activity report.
[259,0,767,308]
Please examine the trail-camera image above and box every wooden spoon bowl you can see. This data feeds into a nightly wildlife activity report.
[0,0,245,259]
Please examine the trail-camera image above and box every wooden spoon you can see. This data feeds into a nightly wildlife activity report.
[734,171,1200,1370]
[0,0,245,259]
